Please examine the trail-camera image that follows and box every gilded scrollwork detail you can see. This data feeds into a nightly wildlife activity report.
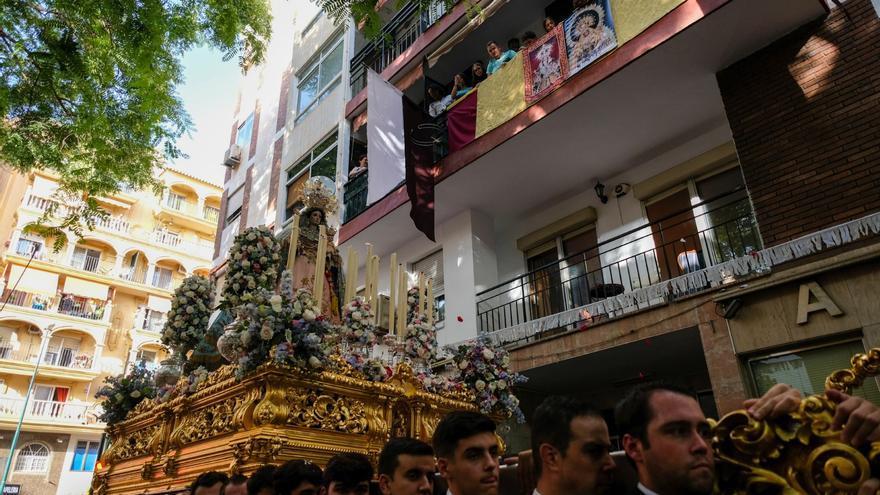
[253,381,290,426]
[287,388,369,433]
[117,424,162,460]
[168,396,240,448]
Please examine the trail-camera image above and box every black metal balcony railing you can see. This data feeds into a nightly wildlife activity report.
[350,2,448,95]
[343,172,369,223]
[476,191,761,337]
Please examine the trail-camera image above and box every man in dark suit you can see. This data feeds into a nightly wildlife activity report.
[615,382,880,495]
[530,396,615,495]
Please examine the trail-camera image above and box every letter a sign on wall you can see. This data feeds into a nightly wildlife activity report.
[796,281,843,325]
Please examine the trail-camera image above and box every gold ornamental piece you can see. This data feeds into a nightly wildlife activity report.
[93,362,478,495]
[712,349,880,494]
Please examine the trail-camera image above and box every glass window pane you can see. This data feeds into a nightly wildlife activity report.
[84,442,98,471]
[750,341,880,404]
[310,146,338,179]
[297,69,319,113]
[236,114,254,149]
[312,134,337,159]
[319,41,343,91]
[71,441,86,470]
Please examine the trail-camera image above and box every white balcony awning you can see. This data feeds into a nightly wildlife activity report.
[147,295,172,313]
[63,277,109,300]
[8,265,58,298]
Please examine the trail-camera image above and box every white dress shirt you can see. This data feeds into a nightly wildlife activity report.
[637,482,661,495]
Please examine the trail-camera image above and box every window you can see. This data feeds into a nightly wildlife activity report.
[14,443,49,473]
[296,33,343,117]
[301,10,323,38]
[226,186,244,223]
[136,349,159,370]
[166,191,185,210]
[525,225,600,319]
[71,246,101,272]
[412,250,445,323]
[749,340,880,404]
[152,267,173,290]
[16,237,43,258]
[235,113,254,150]
[285,133,338,221]
[70,441,99,472]
[43,336,80,368]
[645,165,758,281]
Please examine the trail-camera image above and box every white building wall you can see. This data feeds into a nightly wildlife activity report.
[55,433,102,495]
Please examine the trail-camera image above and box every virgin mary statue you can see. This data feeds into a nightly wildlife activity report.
[289,179,345,322]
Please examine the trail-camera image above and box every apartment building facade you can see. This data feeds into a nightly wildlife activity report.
[331,0,880,450]
[0,168,220,494]
[212,0,355,275]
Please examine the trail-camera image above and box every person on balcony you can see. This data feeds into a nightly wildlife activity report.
[428,86,453,118]
[348,154,368,179]
[521,31,538,50]
[544,16,557,33]
[450,74,472,99]
[486,41,517,75]
[470,61,487,86]
[507,37,521,53]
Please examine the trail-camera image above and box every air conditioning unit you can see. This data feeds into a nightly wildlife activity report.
[223,144,242,167]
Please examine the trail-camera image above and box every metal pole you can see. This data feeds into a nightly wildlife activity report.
[0,324,53,492]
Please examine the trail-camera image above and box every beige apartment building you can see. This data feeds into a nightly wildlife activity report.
[0,168,220,495]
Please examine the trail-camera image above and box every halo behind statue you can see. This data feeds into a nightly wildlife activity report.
[300,177,338,217]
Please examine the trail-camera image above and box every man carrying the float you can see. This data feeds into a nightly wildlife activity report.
[435,411,501,495]
[378,438,436,495]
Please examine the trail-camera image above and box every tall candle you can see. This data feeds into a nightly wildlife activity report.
[388,253,397,334]
[426,279,434,327]
[286,214,300,272]
[418,273,426,315]
[370,255,379,322]
[365,243,373,306]
[345,247,357,303]
[313,225,327,312]
[397,265,407,340]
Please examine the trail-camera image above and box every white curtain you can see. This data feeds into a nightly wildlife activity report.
[366,69,406,205]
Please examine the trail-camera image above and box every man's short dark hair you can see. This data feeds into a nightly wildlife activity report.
[432,411,496,459]
[507,38,521,51]
[324,452,374,488]
[378,437,434,478]
[247,465,275,495]
[274,460,323,495]
[614,381,694,447]
[191,471,229,494]
[522,31,537,41]
[531,396,602,477]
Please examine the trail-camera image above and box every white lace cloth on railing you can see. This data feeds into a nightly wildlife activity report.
[477,211,880,346]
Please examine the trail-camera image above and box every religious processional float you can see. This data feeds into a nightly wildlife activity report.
[90,180,525,495]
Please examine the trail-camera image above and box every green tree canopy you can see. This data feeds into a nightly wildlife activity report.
[0,0,271,240]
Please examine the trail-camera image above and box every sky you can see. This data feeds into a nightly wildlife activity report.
[168,45,242,186]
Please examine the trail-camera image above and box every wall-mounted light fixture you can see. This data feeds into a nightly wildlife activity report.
[594,181,608,204]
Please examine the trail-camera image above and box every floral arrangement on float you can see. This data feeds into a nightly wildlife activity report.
[94,365,156,424]
[221,225,282,306]
[162,275,214,354]
[448,338,528,422]
[403,314,437,364]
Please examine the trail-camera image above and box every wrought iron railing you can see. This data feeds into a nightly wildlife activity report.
[343,172,370,223]
[350,1,448,95]
[476,190,761,335]
[1,290,108,321]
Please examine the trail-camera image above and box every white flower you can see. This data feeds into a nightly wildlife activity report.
[308,356,321,368]
[497,380,507,390]
[488,382,497,391]
[260,325,273,341]
[482,349,495,361]
[130,390,141,399]
[303,309,316,322]
[458,361,469,370]
[502,355,510,366]
[352,311,362,321]
[475,380,486,391]
[241,331,252,346]
[269,295,282,312]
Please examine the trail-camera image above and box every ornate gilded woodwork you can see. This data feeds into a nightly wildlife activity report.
[712,349,880,494]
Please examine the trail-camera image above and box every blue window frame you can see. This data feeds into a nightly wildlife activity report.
[70,441,99,472]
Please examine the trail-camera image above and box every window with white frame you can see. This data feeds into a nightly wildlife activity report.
[71,246,101,272]
[412,250,445,324]
[152,267,174,290]
[70,440,100,472]
[15,236,44,258]
[14,442,50,473]
[226,185,244,223]
[284,133,338,221]
[235,113,254,151]
[296,33,343,118]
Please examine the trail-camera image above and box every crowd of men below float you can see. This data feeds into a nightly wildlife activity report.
[186,381,880,495]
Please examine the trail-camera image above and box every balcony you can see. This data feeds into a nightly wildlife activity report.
[93,215,131,234]
[340,0,825,247]
[0,397,91,425]
[344,172,369,223]
[476,192,761,343]
[1,290,109,323]
[350,1,448,95]
[157,192,219,235]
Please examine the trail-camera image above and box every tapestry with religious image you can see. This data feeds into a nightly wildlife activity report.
[564,0,618,76]
[523,25,569,103]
